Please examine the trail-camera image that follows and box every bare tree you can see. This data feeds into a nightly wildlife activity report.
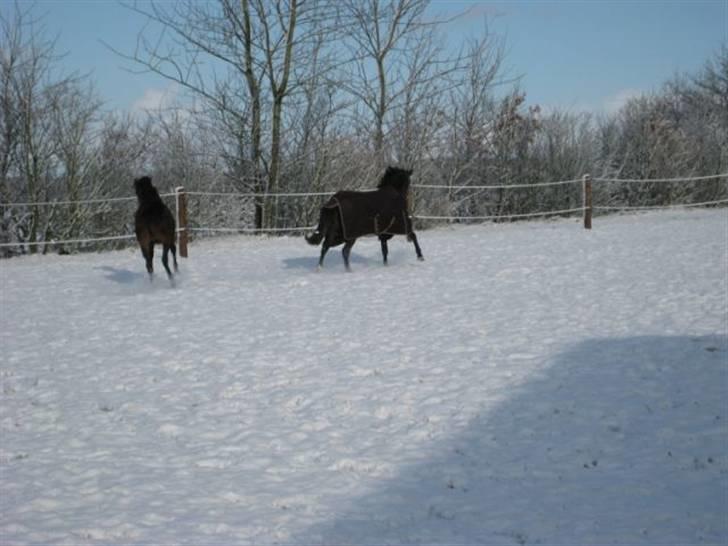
[529,110,596,212]
[82,113,155,247]
[0,3,25,206]
[693,44,728,122]
[425,30,507,219]
[340,0,432,166]
[0,3,90,252]
[118,0,341,229]
[690,44,728,187]
[49,79,103,245]
[116,1,262,218]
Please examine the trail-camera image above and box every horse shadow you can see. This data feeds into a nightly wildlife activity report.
[283,251,380,271]
[295,335,727,545]
[96,266,146,285]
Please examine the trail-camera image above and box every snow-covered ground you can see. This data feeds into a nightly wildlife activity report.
[1,209,726,545]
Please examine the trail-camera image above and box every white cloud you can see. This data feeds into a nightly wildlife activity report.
[603,88,644,114]
[131,85,178,113]
[536,101,593,116]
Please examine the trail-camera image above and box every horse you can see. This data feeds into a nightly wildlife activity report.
[133,176,178,280]
[305,166,424,270]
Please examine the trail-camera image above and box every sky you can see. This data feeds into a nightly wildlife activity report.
[3,0,726,116]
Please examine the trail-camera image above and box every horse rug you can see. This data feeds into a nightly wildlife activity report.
[324,188,412,240]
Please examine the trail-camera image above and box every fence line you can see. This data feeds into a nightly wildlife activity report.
[2,173,725,208]
[1,172,725,250]
[0,192,176,208]
[595,173,727,183]
[593,198,728,211]
[188,226,316,234]
[414,178,582,190]
[415,206,587,222]
[0,234,136,248]
[184,178,582,198]
[185,190,334,198]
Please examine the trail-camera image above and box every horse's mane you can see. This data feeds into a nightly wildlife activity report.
[377,166,412,193]
[134,176,163,205]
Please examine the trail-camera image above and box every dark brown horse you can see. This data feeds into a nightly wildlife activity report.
[305,166,424,270]
[134,176,178,280]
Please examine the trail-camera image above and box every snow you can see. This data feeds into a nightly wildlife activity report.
[1,209,726,545]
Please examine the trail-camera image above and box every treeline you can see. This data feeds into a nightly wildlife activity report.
[1,1,726,255]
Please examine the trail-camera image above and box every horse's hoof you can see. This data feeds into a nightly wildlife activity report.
[418,256,425,262]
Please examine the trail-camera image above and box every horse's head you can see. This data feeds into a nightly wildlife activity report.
[134,176,161,203]
[377,166,413,194]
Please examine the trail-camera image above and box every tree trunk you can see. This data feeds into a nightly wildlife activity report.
[266,0,297,230]
[241,0,264,229]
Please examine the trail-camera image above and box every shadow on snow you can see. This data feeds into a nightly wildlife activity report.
[96,265,146,285]
[283,249,407,271]
[297,335,727,545]
[95,266,178,290]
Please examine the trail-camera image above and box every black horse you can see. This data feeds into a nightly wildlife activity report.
[305,166,424,270]
[134,176,178,280]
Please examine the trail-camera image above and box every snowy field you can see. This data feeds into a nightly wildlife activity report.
[1,208,727,545]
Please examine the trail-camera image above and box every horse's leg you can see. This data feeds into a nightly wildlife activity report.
[342,239,355,271]
[409,231,424,261]
[162,244,173,279]
[380,235,389,265]
[318,241,330,269]
[170,243,178,272]
[139,242,149,272]
[146,242,155,278]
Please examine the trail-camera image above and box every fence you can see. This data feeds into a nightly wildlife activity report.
[1,173,726,255]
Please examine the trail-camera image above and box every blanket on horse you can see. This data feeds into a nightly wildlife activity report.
[323,186,412,241]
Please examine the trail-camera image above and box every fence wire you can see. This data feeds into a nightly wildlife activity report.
[1,173,725,249]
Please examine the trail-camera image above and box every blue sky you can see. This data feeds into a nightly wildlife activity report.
[5,0,727,115]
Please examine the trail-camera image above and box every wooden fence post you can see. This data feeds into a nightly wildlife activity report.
[583,174,593,230]
[175,186,189,257]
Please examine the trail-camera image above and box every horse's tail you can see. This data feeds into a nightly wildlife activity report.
[305,229,324,245]
[305,203,336,245]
